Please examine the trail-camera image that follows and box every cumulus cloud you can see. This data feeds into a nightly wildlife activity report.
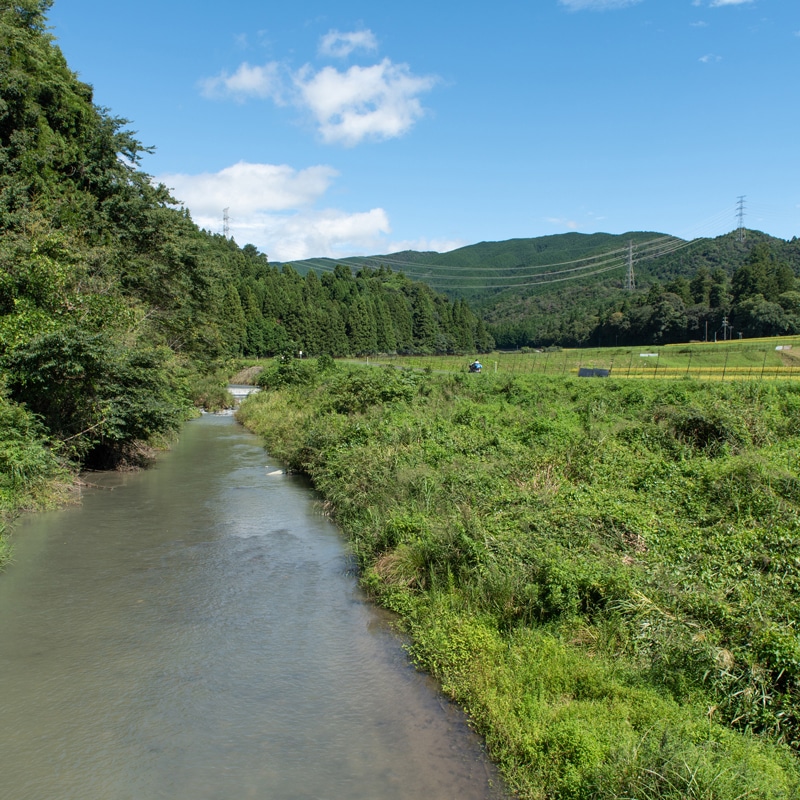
[319,29,378,58]
[199,31,437,145]
[157,161,391,261]
[199,61,283,101]
[559,0,642,10]
[294,59,437,146]
[159,162,338,213]
[268,208,391,261]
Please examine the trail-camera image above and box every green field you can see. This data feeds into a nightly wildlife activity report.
[357,335,800,382]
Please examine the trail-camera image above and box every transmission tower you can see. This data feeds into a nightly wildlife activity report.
[624,240,636,291]
[223,207,230,238]
[736,196,746,242]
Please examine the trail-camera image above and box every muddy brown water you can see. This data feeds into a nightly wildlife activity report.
[0,413,506,800]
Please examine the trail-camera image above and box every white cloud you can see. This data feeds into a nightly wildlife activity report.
[233,208,391,262]
[294,59,437,146]
[199,61,283,101]
[559,0,642,10]
[699,53,723,62]
[709,0,754,6]
[200,33,437,146]
[160,162,338,214]
[319,29,378,58]
[157,161,391,261]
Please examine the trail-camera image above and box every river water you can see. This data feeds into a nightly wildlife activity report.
[0,414,505,800]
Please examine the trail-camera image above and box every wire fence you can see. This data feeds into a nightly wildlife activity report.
[366,342,800,382]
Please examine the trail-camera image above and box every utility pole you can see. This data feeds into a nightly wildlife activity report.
[223,207,230,238]
[625,240,636,291]
[722,315,729,340]
[736,196,746,242]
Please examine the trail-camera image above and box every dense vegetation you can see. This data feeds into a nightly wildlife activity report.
[0,0,490,562]
[240,364,800,799]
[487,236,800,350]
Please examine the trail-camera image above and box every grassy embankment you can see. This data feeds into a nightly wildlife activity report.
[238,358,800,799]
[0,393,74,569]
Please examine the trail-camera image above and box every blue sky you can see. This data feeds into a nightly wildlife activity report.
[48,0,799,262]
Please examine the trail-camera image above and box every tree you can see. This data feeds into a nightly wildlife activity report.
[733,295,789,338]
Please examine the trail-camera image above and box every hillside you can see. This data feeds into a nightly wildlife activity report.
[281,230,800,348]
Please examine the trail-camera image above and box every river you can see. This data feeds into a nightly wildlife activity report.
[0,413,505,800]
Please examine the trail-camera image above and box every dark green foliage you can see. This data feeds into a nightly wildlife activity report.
[3,327,185,465]
[256,355,318,389]
[233,262,492,358]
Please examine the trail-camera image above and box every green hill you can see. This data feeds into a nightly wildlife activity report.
[281,229,800,348]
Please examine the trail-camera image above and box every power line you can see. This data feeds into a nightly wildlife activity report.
[290,206,741,292]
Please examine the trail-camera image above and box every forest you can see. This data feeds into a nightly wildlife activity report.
[485,235,800,350]
[281,229,800,351]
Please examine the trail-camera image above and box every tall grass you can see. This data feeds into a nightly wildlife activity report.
[0,393,72,569]
[238,363,800,798]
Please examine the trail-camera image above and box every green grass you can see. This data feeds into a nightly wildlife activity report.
[238,361,800,799]
[0,392,74,569]
[355,335,800,382]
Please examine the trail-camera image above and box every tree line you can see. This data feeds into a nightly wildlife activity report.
[488,236,800,349]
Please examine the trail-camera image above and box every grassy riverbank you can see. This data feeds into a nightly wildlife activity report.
[238,360,800,799]
[0,393,75,569]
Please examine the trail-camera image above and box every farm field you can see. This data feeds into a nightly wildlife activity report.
[359,335,800,382]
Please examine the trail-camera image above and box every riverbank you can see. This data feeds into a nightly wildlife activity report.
[0,365,235,571]
[237,362,800,799]
[0,394,75,569]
